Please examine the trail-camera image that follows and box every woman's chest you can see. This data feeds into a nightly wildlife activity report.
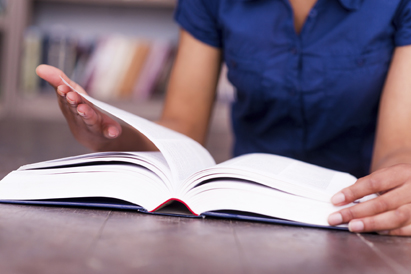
[219,0,398,59]
[219,0,399,93]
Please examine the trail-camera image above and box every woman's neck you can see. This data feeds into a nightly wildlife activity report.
[288,0,318,34]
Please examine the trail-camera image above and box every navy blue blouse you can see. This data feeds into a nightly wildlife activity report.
[175,0,411,177]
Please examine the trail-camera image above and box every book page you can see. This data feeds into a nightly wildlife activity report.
[61,77,216,192]
[184,179,350,227]
[0,163,171,211]
[183,153,357,202]
[19,151,174,192]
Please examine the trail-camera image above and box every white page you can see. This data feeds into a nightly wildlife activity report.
[184,180,352,227]
[183,153,357,202]
[60,77,216,191]
[0,164,170,211]
[19,151,174,191]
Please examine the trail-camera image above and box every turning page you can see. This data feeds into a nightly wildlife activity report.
[60,77,216,191]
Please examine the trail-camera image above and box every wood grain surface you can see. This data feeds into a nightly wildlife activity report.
[0,118,410,274]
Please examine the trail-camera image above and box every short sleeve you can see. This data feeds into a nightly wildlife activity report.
[174,0,222,48]
[394,0,411,46]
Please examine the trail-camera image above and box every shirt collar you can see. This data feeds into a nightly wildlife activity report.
[238,0,364,11]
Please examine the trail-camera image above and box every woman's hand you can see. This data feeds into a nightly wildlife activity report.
[36,64,122,151]
[328,164,411,236]
[36,30,222,152]
[328,45,411,236]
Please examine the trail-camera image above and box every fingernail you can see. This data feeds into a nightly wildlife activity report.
[66,97,75,105]
[378,230,390,235]
[328,213,343,225]
[349,220,364,232]
[331,192,346,205]
[57,87,65,97]
[77,109,85,117]
[107,129,118,138]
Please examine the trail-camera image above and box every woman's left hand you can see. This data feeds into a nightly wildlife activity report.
[328,163,411,236]
[328,45,411,236]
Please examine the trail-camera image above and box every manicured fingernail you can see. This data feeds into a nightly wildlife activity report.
[328,213,343,225]
[57,87,65,97]
[107,129,118,138]
[77,109,85,117]
[331,192,346,204]
[349,220,364,232]
[66,97,75,104]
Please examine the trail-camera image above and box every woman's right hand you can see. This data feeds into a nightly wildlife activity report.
[36,29,222,152]
[36,64,122,151]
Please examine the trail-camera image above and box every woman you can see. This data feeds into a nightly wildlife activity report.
[37,0,411,235]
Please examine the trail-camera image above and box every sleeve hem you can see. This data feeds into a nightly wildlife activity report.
[174,8,222,49]
[395,35,411,47]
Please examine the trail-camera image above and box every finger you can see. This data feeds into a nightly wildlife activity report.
[57,85,71,97]
[36,64,86,94]
[101,115,122,139]
[347,204,411,233]
[62,91,84,116]
[66,91,83,105]
[331,164,411,206]
[77,104,121,139]
[380,223,411,236]
[104,124,121,139]
[77,103,99,126]
[329,183,411,225]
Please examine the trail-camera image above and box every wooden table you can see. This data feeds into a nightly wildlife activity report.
[1,118,411,274]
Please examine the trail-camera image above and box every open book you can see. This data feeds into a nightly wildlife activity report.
[0,78,370,229]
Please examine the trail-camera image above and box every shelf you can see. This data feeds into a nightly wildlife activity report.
[1,0,178,119]
[33,0,176,8]
[12,93,165,121]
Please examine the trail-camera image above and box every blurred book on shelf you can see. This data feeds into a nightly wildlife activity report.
[20,27,43,95]
[20,27,234,103]
[20,28,178,102]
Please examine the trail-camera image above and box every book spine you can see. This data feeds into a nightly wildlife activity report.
[132,41,172,101]
[20,27,43,96]
[150,198,199,216]
[117,40,151,99]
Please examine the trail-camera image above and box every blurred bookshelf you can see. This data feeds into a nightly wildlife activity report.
[0,0,5,114]
[0,0,234,163]
[0,0,234,161]
[37,0,177,8]
[0,0,180,119]
[1,0,30,118]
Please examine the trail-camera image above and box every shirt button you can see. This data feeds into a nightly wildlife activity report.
[290,47,298,55]
[357,58,365,67]
[309,9,318,18]
[231,60,238,68]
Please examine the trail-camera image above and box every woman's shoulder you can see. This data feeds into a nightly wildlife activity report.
[175,0,222,48]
